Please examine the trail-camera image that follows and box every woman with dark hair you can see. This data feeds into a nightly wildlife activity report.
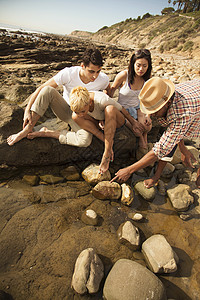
[109,49,152,149]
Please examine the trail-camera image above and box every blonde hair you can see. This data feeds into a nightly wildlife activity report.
[69,86,90,112]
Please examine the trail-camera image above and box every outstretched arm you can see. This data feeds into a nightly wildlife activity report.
[23,78,58,128]
[111,149,158,183]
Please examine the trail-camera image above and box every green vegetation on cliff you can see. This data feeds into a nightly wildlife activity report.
[71,11,200,57]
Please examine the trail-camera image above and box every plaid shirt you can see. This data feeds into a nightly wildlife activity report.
[153,80,200,159]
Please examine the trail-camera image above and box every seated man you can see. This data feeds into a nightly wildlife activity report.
[7,46,111,147]
[111,77,200,188]
[69,86,143,174]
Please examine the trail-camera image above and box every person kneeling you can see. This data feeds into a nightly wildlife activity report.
[69,86,144,174]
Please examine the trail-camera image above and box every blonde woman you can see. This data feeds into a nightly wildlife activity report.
[69,86,143,174]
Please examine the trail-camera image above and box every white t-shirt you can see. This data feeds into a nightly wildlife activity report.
[53,66,109,104]
[88,91,122,120]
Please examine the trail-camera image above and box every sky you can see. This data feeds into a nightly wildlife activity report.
[0,0,174,35]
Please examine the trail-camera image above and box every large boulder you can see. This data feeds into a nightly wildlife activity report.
[103,259,167,300]
[0,101,137,167]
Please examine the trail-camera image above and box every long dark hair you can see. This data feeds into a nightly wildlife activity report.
[128,49,152,84]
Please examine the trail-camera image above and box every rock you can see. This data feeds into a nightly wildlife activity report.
[39,174,64,184]
[171,145,199,165]
[134,181,156,201]
[67,181,91,196]
[179,213,191,221]
[162,162,175,178]
[23,175,39,186]
[0,102,137,167]
[81,209,98,226]
[142,234,178,274]
[71,248,104,294]
[167,184,194,211]
[0,163,19,181]
[60,165,80,181]
[81,163,111,186]
[157,180,166,196]
[92,181,121,200]
[117,221,140,250]
[121,183,134,206]
[0,290,12,300]
[131,213,144,221]
[103,259,167,300]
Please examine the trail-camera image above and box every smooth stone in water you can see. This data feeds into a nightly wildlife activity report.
[121,183,134,206]
[134,181,156,201]
[82,163,111,186]
[167,184,194,211]
[92,181,121,200]
[117,221,140,250]
[60,165,80,181]
[103,259,167,300]
[142,234,178,274]
[71,248,104,294]
[81,209,98,226]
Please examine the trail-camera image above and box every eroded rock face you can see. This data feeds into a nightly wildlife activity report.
[71,248,104,294]
[103,259,167,300]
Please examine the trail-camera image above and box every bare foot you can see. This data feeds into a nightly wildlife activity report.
[144,177,159,188]
[99,155,110,174]
[7,130,29,146]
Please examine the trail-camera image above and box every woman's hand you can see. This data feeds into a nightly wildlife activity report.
[144,114,152,126]
[132,120,144,137]
[110,166,132,183]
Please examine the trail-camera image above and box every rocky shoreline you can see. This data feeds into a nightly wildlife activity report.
[0,29,200,300]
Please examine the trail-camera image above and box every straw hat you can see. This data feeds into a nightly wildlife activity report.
[139,77,175,114]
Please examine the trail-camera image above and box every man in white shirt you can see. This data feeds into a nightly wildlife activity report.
[7,46,111,147]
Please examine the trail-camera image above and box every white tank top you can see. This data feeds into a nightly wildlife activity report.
[118,71,141,109]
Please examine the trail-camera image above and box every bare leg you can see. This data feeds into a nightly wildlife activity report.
[7,112,40,146]
[99,106,125,174]
[144,160,167,188]
[27,127,60,139]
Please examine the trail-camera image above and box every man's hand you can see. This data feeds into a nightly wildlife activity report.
[110,166,132,183]
[181,150,197,168]
[23,108,32,128]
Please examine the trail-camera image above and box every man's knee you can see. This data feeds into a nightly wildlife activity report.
[39,86,55,97]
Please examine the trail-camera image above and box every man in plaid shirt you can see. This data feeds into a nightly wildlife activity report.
[111,77,200,188]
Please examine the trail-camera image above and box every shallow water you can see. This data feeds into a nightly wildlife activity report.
[0,170,200,300]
